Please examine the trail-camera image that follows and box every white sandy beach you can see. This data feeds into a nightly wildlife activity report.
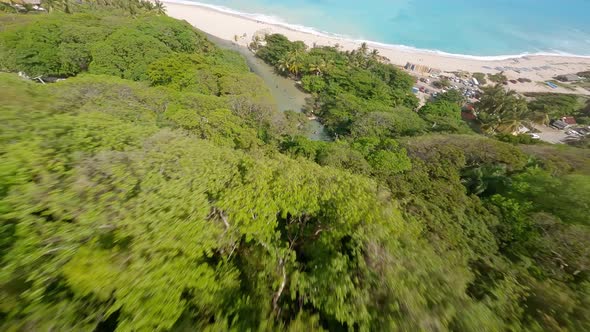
[163,1,590,95]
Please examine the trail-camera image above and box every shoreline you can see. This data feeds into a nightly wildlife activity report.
[167,0,590,61]
[163,0,590,95]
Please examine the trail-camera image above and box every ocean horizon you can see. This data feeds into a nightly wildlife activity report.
[170,0,590,58]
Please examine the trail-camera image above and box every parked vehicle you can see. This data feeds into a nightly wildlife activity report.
[528,133,540,139]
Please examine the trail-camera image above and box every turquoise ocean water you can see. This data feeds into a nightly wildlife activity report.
[174,0,590,58]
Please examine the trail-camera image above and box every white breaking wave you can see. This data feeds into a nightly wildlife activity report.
[165,0,590,60]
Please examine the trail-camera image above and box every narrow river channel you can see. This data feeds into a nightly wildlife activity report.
[206,34,331,141]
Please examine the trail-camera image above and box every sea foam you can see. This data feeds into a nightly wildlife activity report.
[166,0,590,60]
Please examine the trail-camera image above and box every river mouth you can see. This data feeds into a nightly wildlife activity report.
[205,33,330,141]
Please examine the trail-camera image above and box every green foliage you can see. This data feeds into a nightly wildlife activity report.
[131,15,211,53]
[315,142,372,175]
[90,28,172,80]
[473,72,487,85]
[254,33,590,332]
[255,34,420,138]
[0,12,212,81]
[495,133,540,145]
[89,16,212,81]
[0,13,124,76]
[280,136,411,177]
[369,60,415,92]
[353,137,412,176]
[395,135,590,331]
[256,34,306,66]
[476,84,530,134]
[146,53,204,88]
[526,93,589,124]
[432,78,451,89]
[301,74,326,93]
[146,52,260,95]
[527,213,590,281]
[318,94,423,138]
[520,144,590,174]
[351,107,427,138]
[0,72,409,331]
[435,89,465,105]
[528,93,580,116]
[40,0,166,15]
[487,194,534,249]
[419,100,472,133]
[488,71,508,83]
[462,164,510,196]
[508,168,590,225]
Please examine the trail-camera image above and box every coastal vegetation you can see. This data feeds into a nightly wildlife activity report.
[488,71,508,84]
[1,6,590,332]
[472,72,487,84]
[476,85,530,134]
[527,93,590,124]
[253,34,419,137]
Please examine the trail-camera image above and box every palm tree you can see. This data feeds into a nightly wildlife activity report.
[476,84,530,134]
[347,49,363,68]
[307,62,322,76]
[491,118,528,135]
[308,59,326,76]
[249,35,262,51]
[140,0,154,10]
[287,59,302,77]
[153,0,165,14]
[283,50,304,77]
[529,111,550,126]
[359,42,369,56]
[62,0,71,13]
[276,57,289,74]
[462,165,509,196]
[370,49,380,60]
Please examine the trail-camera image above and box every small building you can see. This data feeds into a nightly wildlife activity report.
[562,116,577,125]
[461,111,476,121]
[461,104,476,121]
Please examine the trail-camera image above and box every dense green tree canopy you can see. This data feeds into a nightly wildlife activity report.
[435,89,466,105]
[90,28,173,80]
[0,12,212,80]
[419,100,471,133]
[0,13,124,76]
